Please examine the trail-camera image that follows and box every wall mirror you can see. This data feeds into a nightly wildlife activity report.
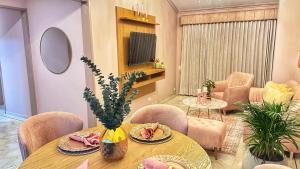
[40,27,71,74]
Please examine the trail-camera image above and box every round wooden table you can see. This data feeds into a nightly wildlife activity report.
[19,123,212,169]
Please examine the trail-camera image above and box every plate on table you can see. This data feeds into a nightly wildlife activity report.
[129,123,172,142]
[57,131,100,153]
[137,155,196,169]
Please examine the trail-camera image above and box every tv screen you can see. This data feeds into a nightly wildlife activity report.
[128,32,157,66]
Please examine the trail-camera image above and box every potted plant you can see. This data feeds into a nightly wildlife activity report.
[202,79,215,99]
[240,102,300,169]
[81,56,145,161]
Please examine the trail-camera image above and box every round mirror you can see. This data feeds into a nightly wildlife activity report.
[40,27,71,74]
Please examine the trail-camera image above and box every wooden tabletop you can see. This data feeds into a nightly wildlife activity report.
[19,123,212,169]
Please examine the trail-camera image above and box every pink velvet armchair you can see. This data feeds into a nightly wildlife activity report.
[18,112,83,160]
[130,104,188,135]
[212,72,254,114]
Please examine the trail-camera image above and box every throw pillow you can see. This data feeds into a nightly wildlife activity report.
[263,82,294,105]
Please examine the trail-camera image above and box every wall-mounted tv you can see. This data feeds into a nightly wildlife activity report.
[128,32,157,66]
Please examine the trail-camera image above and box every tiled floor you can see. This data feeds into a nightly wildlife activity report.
[0,116,22,169]
[0,95,300,169]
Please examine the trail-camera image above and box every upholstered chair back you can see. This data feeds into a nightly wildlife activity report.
[254,164,291,169]
[227,72,254,88]
[18,112,83,160]
[130,104,188,135]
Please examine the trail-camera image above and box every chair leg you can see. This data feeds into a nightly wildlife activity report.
[222,109,226,115]
[214,147,218,160]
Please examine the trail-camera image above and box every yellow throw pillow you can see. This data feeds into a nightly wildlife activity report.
[263,82,294,105]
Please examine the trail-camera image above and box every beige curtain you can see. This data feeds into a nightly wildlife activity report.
[179,20,277,95]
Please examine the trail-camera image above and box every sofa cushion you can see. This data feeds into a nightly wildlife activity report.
[263,82,294,105]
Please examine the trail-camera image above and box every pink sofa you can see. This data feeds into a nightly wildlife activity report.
[249,80,300,104]
[212,72,254,114]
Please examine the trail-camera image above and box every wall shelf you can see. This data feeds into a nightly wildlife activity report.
[133,68,165,89]
[116,7,164,98]
[120,17,160,25]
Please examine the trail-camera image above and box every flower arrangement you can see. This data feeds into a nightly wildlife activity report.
[81,56,145,130]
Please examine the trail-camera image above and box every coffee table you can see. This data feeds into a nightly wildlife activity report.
[183,97,228,121]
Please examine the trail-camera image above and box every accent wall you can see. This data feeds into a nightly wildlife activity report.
[88,0,178,113]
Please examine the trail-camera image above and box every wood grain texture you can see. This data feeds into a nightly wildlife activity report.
[116,7,165,98]
[180,7,278,25]
[19,123,211,169]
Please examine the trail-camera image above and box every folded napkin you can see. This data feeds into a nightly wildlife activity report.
[69,133,100,147]
[76,159,88,169]
[142,158,169,169]
[141,123,159,139]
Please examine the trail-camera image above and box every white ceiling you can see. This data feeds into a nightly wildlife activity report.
[0,8,21,37]
[170,0,279,11]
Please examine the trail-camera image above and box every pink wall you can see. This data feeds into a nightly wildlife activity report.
[26,0,89,127]
[273,0,300,82]
[0,19,32,118]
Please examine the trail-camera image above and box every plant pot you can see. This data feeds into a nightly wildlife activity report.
[99,127,128,161]
[242,148,287,169]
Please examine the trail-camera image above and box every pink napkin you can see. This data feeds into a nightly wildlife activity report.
[69,133,100,147]
[142,158,168,169]
[141,123,159,139]
[76,159,88,169]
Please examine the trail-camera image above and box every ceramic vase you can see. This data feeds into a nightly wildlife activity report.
[242,149,286,169]
[99,127,128,161]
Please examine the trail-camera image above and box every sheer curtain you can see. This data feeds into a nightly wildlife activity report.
[179,20,277,95]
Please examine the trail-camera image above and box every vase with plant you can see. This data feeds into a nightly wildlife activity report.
[239,102,300,169]
[202,79,215,99]
[81,56,145,161]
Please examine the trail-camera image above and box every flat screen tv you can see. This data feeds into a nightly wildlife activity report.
[128,32,157,66]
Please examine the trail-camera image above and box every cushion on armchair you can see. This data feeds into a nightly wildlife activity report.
[263,82,294,105]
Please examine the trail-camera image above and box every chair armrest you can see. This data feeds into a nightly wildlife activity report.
[249,87,264,104]
[213,80,228,92]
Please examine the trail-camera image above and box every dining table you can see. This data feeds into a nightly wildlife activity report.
[19,123,212,169]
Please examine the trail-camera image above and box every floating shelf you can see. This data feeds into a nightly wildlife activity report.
[120,17,160,25]
[132,68,165,89]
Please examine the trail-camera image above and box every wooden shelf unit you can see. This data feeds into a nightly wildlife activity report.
[116,7,164,98]
[133,69,165,89]
[120,17,160,25]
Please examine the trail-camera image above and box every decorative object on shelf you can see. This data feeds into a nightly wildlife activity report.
[239,102,300,169]
[81,56,145,161]
[202,79,215,99]
[40,27,71,74]
[132,1,148,21]
[153,58,164,69]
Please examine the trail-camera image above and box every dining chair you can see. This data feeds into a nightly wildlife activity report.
[130,104,188,135]
[18,111,83,160]
[254,164,292,169]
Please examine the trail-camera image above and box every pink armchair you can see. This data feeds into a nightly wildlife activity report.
[212,72,254,114]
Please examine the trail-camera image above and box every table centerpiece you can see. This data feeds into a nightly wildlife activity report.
[81,56,145,161]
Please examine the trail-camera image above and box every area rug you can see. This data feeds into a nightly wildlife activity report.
[162,95,244,155]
